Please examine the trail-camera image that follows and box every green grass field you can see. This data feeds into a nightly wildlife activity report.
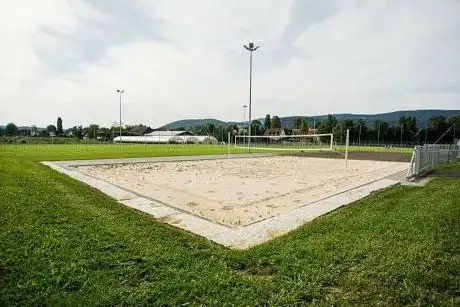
[0,142,413,161]
[1,144,459,305]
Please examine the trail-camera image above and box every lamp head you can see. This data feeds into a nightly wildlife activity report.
[243,42,260,52]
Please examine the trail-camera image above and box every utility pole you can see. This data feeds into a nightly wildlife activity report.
[358,124,362,146]
[117,89,125,143]
[243,105,247,145]
[243,42,260,153]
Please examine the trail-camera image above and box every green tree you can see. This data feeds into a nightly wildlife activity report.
[251,120,263,136]
[449,115,460,127]
[356,119,367,143]
[448,115,460,143]
[87,124,100,139]
[47,125,57,135]
[449,115,460,125]
[372,120,389,144]
[206,123,216,136]
[216,124,226,142]
[293,118,303,129]
[429,116,447,130]
[57,117,63,136]
[225,124,239,139]
[398,116,418,143]
[72,126,83,139]
[342,119,354,132]
[264,114,271,130]
[318,115,337,134]
[449,115,460,136]
[341,119,355,142]
[271,116,281,129]
[299,119,308,134]
[5,123,19,136]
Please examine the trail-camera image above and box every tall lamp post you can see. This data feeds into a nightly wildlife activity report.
[117,89,125,142]
[243,105,247,144]
[243,42,260,153]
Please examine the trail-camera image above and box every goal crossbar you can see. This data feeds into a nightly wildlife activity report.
[234,133,334,151]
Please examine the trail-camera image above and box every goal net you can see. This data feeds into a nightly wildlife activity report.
[234,133,334,152]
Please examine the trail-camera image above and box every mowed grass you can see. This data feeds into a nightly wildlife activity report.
[0,142,413,161]
[0,143,244,161]
[0,144,459,305]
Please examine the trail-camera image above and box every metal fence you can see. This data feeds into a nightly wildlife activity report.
[407,144,459,179]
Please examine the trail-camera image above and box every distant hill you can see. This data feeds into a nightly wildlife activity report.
[279,109,460,128]
[161,118,227,130]
[161,109,460,129]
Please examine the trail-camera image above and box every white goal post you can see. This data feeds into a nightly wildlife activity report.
[234,133,334,151]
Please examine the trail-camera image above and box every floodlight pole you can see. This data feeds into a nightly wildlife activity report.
[243,105,247,144]
[243,42,260,153]
[117,89,125,143]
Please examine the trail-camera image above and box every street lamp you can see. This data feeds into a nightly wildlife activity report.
[117,89,124,142]
[243,42,260,153]
[243,105,247,144]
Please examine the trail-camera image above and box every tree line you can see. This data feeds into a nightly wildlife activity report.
[185,114,460,145]
[313,114,460,145]
[1,114,459,145]
[0,117,129,141]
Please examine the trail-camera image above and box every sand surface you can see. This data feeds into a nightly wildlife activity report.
[78,156,408,227]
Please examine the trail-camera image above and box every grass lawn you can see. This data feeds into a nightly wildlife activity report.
[0,144,459,305]
[0,142,412,161]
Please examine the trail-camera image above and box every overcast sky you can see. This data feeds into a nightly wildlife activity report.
[1,0,459,128]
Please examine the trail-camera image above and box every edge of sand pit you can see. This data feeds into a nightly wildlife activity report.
[42,154,407,249]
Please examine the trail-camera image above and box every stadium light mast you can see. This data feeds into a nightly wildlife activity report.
[243,105,247,143]
[117,89,125,142]
[243,42,260,153]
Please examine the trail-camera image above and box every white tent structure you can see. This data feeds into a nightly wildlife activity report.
[113,130,218,144]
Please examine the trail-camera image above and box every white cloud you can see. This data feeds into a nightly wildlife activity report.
[0,0,459,128]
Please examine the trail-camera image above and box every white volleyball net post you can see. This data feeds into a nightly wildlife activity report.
[227,132,231,156]
[234,133,334,152]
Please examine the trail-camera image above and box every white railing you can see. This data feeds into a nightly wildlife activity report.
[407,144,459,179]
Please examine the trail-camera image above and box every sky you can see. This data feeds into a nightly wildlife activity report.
[1,0,459,128]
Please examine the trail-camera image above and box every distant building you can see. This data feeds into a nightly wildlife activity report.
[30,130,39,137]
[113,130,217,144]
[264,128,286,137]
[263,128,286,141]
[129,125,153,136]
[292,128,318,135]
[144,130,194,137]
